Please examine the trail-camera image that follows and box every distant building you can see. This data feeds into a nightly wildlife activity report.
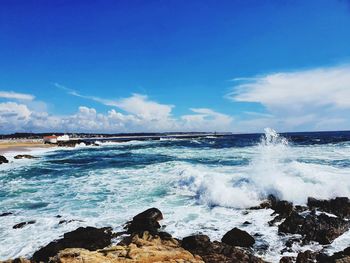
[43,135,58,144]
[57,134,70,142]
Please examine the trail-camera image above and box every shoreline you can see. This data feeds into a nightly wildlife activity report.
[0,140,54,155]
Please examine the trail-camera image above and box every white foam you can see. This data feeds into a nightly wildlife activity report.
[1,129,350,261]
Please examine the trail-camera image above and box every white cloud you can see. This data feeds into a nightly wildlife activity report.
[115,94,174,121]
[181,108,233,131]
[227,65,350,131]
[228,65,350,110]
[0,102,32,132]
[0,100,233,133]
[0,91,35,101]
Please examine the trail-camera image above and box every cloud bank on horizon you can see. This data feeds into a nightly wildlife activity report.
[1,65,350,134]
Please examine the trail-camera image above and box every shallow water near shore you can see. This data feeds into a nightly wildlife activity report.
[1,129,350,261]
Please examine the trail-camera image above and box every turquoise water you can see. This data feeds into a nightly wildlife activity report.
[1,130,350,261]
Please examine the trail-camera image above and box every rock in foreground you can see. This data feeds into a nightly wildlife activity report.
[0,155,9,164]
[125,207,163,235]
[182,234,265,263]
[278,211,350,244]
[32,226,114,262]
[221,227,255,247]
[51,231,203,263]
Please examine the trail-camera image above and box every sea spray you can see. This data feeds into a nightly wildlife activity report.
[177,128,350,208]
[1,130,350,261]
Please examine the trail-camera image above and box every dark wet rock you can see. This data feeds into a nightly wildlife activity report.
[125,207,163,235]
[279,211,350,244]
[327,246,350,262]
[308,197,350,218]
[294,247,350,263]
[254,194,278,209]
[272,200,293,217]
[58,219,83,225]
[55,215,62,218]
[268,197,295,226]
[57,140,93,147]
[0,155,9,164]
[0,212,13,217]
[279,256,295,263]
[296,250,318,263]
[242,221,252,225]
[256,195,295,227]
[157,231,173,240]
[31,226,113,262]
[14,154,37,159]
[181,234,266,263]
[295,205,308,213]
[182,235,210,251]
[221,227,255,247]
[13,220,36,229]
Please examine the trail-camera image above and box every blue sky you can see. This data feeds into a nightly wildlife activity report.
[1,0,350,133]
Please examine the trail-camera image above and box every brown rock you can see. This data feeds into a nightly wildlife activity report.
[49,231,203,263]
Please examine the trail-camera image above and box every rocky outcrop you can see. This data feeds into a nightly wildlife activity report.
[181,234,265,263]
[14,154,37,159]
[278,210,350,244]
[48,231,203,263]
[0,155,9,164]
[32,227,114,262]
[294,247,350,263]
[124,207,163,235]
[221,227,255,247]
[13,220,36,229]
[308,197,350,218]
[57,140,95,147]
[0,212,13,217]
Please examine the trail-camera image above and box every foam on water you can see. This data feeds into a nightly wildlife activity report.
[1,129,350,261]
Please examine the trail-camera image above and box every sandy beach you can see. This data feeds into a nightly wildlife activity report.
[0,140,53,154]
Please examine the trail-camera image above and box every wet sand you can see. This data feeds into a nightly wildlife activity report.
[0,140,53,154]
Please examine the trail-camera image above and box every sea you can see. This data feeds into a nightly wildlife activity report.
[1,128,350,262]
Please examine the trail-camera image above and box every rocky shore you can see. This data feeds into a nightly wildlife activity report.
[1,196,350,263]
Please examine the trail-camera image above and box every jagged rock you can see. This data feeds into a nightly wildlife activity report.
[308,197,350,218]
[57,140,87,147]
[182,235,211,251]
[58,219,83,225]
[296,250,317,263]
[49,231,203,263]
[125,207,163,235]
[294,247,350,263]
[32,226,114,262]
[272,200,293,217]
[13,220,35,229]
[221,227,255,247]
[182,234,265,263]
[279,211,350,244]
[0,212,13,217]
[279,256,295,263]
[0,155,9,164]
[14,154,37,159]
